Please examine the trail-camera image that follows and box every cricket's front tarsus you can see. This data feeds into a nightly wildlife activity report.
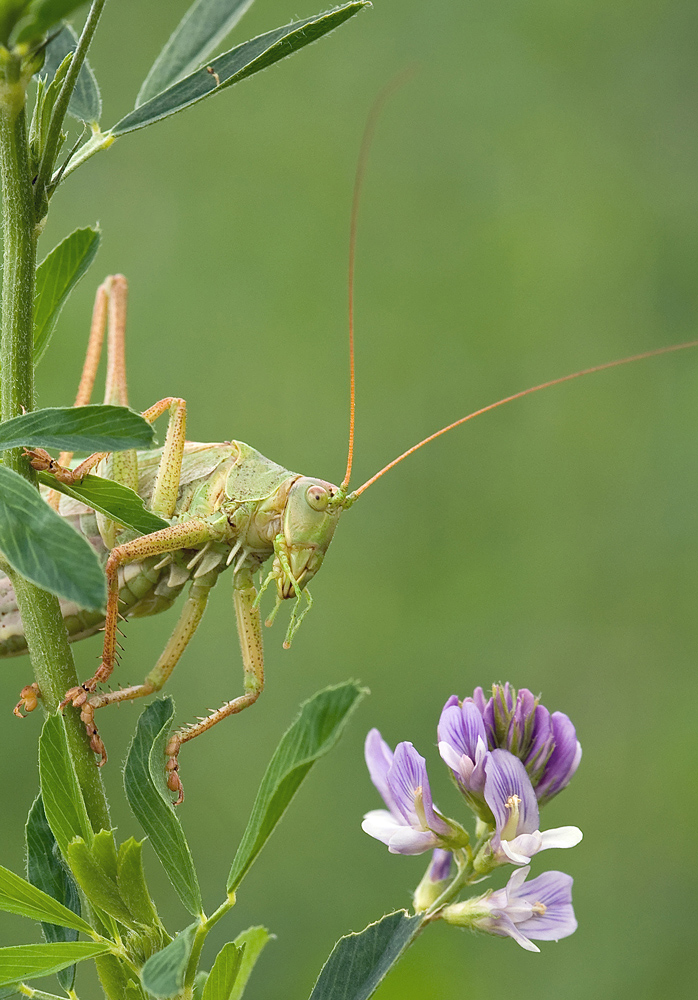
[13,682,40,717]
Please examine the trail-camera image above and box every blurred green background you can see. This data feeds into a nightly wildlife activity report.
[2,0,698,997]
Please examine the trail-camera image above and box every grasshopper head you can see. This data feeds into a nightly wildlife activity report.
[276,477,344,597]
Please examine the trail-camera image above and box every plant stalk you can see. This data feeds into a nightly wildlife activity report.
[182,895,237,998]
[0,71,110,834]
[51,125,114,186]
[34,0,108,211]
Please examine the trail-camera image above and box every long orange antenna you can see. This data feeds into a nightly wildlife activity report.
[350,339,698,498]
[341,71,416,491]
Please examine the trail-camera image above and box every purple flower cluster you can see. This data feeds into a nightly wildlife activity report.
[362,684,582,952]
[439,684,582,808]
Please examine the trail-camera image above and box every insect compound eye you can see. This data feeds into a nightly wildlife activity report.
[306,484,329,512]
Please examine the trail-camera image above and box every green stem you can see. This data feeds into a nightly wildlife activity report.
[18,984,82,999]
[51,125,115,187]
[0,92,36,420]
[423,834,492,919]
[34,0,108,212]
[424,852,473,917]
[182,894,237,998]
[0,71,110,835]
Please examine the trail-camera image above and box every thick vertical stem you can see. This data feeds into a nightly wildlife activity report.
[0,97,36,429]
[0,82,110,833]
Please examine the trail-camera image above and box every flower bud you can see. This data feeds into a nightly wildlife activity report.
[413,849,453,911]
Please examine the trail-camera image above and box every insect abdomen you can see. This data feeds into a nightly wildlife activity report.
[0,570,107,657]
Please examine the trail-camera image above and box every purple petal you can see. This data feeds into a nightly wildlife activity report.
[484,750,540,841]
[511,688,537,740]
[470,687,488,714]
[438,704,467,755]
[438,701,487,761]
[460,702,489,756]
[481,695,495,744]
[364,729,400,817]
[387,742,426,825]
[388,743,451,835]
[511,870,577,942]
[536,713,582,803]
[524,705,554,775]
[428,849,453,883]
[518,687,537,714]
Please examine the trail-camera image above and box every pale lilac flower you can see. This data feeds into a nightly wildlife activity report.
[444,685,581,804]
[438,696,489,812]
[484,750,582,866]
[443,866,577,952]
[362,729,454,855]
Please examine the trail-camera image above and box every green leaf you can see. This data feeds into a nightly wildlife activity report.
[0,987,19,998]
[112,2,369,136]
[193,971,209,1000]
[117,839,160,928]
[0,405,156,452]
[227,681,366,892]
[140,924,198,999]
[0,862,92,935]
[124,699,202,916]
[137,0,256,107]
[38,714,93,861]
[91,829,118,881]
[0,942,110,987]
[0,465,106,611]
[42,22,101,122]
[66,838,137,927]
[308,911,423,1000]
[26,795,82,991]
[201,941,243,1000]
[95,954,146,1000]
[229,927,272,1000]
[38,472,169,535]
[33,227,100,366]
[11,1,88,43]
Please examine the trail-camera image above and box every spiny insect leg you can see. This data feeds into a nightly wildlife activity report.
[141,397,188,519]
[60,519,214,757]
[46,279,110,509]
[165,568,265,804]
[79,580,212,769]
